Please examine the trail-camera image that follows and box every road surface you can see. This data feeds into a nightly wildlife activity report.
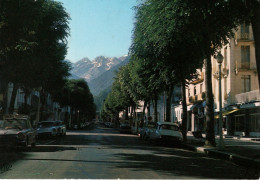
[0,124,252,179]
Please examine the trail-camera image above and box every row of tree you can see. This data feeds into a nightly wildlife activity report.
[0,0,95,122]
[102,0,260,147]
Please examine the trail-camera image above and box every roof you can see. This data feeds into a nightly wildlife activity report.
[4,114,29,120]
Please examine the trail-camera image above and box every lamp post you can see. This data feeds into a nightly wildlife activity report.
[215,52,225,150]
[77,110,80,126]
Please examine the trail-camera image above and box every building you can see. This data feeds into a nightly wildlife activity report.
[174,23,260,137]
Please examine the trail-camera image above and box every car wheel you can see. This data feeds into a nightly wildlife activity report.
[144,134,148,141]
[24,139,28,148]
[31,142,36,148]
[52,129,57,138]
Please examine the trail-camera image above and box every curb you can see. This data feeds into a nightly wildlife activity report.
[183,144,260,170]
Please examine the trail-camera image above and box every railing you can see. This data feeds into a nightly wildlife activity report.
[240,32,249,40]
[234,90,260,103]
[234,61,257,71]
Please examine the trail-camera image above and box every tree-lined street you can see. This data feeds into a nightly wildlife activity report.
[0,125,251,179]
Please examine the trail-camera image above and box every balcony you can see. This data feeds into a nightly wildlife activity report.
[234,61,257,74]
[191,72,204,84]
[234,90,260,103]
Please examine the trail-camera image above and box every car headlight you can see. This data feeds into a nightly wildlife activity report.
[16,132,25,140]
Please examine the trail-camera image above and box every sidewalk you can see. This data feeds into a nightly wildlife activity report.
[184,133,260,174]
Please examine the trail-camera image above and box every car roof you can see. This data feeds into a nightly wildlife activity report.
[157,122,179,126]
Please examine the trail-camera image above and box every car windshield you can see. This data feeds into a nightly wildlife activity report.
[160,124,179,131]
[54,121,62,126]
[1,119,28,130]
[38,122,55,127]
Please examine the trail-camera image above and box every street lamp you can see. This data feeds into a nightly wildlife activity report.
[215,52,225,150]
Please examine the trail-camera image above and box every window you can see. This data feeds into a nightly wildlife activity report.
[235,115,245,131]
[241,75,251,92]
[194,86,196,95]
[241,46,250,69]
[240,23,249,40]
[188,88,190,97]
[200,84,203,94]
[250,113,260,132]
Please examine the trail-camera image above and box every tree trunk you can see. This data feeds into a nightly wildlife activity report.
[40,90,46,121]
[2,80,9,114]
[251,12,260,88]
[8,83,18,114]
[205,56,216,147]
[166,86,174,122]
[181,78,187,142]
[147,101,151,117]
[141,101,147,128]
[152,96,158,122]
[125,106,129,120]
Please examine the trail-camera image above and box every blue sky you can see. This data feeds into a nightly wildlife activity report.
[57,0,138,63]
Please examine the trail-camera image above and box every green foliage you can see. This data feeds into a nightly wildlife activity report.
[94,87,111,111]
[0,0,71,113]
[53,79,96,120]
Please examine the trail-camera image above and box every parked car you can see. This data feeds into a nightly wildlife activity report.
[0,115,37,148]
[104,122,114,128]
[141,122,157,140]
[37,121,58,138]
[119,122,131,133]
[54,120,66,136]
[148,122,183,144]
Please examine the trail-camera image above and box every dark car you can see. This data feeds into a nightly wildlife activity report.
[119,122,131,133]
[0,115,37,148]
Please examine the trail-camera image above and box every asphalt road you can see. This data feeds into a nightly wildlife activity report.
[0,124,251,179]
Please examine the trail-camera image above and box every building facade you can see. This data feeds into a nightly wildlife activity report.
[173,24,260,137]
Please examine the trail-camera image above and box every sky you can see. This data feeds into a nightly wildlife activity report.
[57,0,138,63]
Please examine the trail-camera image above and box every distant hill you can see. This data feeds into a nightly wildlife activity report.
[88,56,130,96]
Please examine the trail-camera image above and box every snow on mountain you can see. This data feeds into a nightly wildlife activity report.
[71,55,128,82]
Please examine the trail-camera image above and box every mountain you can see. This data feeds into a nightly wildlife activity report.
[69,73,82,80]
[71,56,127,82]
[88,56,130,96]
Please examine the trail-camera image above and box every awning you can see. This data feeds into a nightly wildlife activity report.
[215,109,239,119]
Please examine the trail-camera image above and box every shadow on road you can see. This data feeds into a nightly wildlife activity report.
[111,152,250,179]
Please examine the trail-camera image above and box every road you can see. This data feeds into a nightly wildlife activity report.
[0,124,250,179]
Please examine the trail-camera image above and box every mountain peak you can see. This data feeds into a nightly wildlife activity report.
[71,55,129,82]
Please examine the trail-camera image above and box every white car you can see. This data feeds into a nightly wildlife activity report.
[148,122,183,144]
[37,121,58,138]
[141,122,157,140]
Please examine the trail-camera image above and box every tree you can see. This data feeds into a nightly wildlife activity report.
[56,79,96,123]
[0,0,71,114]
[0,0,43,113]
[131,0,204,142]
